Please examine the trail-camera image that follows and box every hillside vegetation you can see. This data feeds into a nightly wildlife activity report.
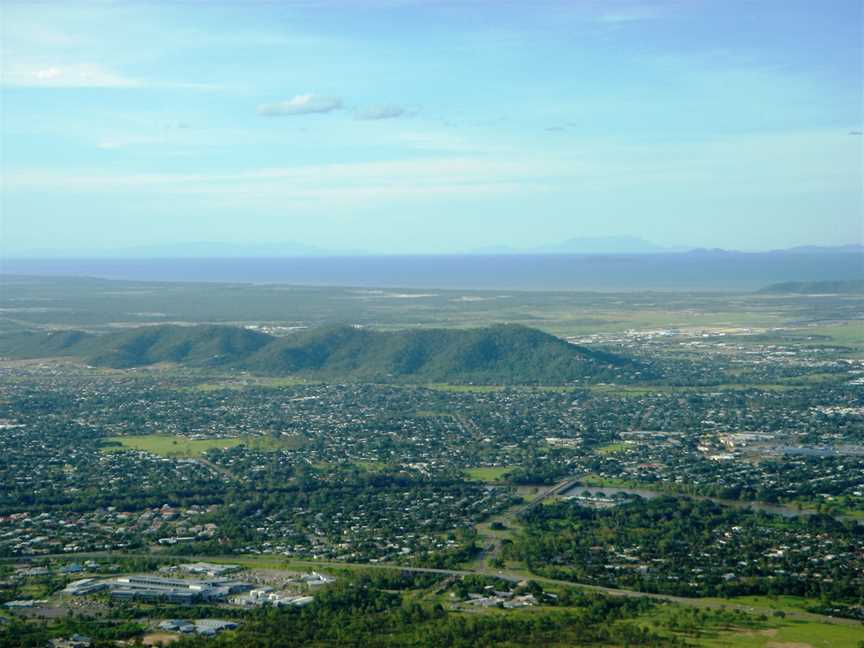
[0,323,648,384]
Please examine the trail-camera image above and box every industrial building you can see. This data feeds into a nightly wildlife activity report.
[62,579,108,596]
[108,575,251,603]
[179,562,241,577]
[158,619,239,636]
[234,587,315,608]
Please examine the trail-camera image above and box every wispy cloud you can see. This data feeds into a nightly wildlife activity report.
[2,158,557,207]
[1,61,227,90]
[2,63,141,88]
[10,130,853,201]
[354,105,415,121]
[257,94,343,116]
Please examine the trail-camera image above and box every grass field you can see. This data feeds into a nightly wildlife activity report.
[694,617,864,648]
[635,597,864,648]
[353,460,388,471]
[594,442,629,455]
[800,322,864,347]
[536,308,787,338]
[588,382,815,397]
[425,383,579,393]
[575,474,645,488]
[173,553,864,647]
[700,594,820,614]
[102,434,303,457]
[425,383,506,393]
[188,376,311,392]
[464,466,516,482]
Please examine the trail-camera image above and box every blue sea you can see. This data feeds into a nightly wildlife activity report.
[1,252,861,292]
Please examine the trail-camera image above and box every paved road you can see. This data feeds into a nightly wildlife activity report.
[472,477,579,566]
[3,477,860,627]
[3,548,860,627]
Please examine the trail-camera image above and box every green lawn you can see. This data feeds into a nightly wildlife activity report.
[594,442,629,455]
[426,383,577,393]
[588,383,802,396]
[464,466,517,482]
[102,434,303,457]
[425,383,506,393]
[353,460,388,472]
[637,594,864,648]
[188,376,311,391]
[694,618,864,648]
[794,322,864,347]
[160,554,864,647]
[575,474,645,488]
[698,594,819,614]
[252,376,314,388]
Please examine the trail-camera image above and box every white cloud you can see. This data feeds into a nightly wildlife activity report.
[36,67,63,80]
[257,94,343,116]
[2,63,141,88]
[354,105,414,121]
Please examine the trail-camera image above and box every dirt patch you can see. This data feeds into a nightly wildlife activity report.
[141,632,180,646]
[15,606,69,619]
[766,643,813,648]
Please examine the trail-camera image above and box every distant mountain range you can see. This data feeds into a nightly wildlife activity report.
[6,238,861,259]
[473,236,689,255]
[770,245,864,255]
[473,238,863,256]
[0,324,650,384]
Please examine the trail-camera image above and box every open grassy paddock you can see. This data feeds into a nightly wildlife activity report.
[594,442,629,455]
[799,322,864,347]
[692,617,864,648]
[102,433,303,457]
[464,466,517,482]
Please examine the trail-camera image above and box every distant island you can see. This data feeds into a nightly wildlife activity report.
[6,238,861,259]
[0,323,650,384]
[473,236,688,255]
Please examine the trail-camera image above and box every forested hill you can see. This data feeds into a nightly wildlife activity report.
[757,279,864,294]
[0,323,649,384]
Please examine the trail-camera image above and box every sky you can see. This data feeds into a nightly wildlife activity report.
[1,0,862,256]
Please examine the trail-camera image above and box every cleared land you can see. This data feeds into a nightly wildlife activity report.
[464,466,517,482]
[102,434,303,457]
[692,618,864,648]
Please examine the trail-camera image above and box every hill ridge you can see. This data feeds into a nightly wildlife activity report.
[0,323,650,384]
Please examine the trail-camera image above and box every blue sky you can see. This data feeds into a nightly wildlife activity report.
[1,0,862,255]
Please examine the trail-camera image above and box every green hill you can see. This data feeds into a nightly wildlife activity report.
[85,324,272,368]
[0,325,270,368]
[0,329,97,357]
[0,323,648,383]
[245,324,640,382]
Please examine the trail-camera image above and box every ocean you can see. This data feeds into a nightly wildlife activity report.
[1,252,861,292]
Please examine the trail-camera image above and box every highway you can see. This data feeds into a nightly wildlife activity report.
[3,477,860,628]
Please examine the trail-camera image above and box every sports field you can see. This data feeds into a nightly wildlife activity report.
[102,434,303,457]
